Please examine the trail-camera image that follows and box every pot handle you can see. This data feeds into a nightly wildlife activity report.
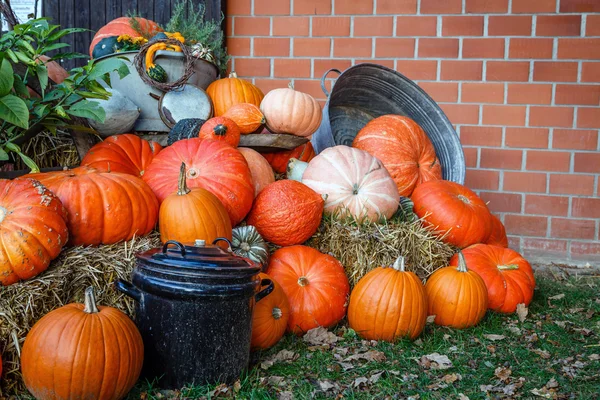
[115,279,142,302]
[162,240,186,257]
[255,278,274,302]
[212,237,233,252]
[320,68,342,97]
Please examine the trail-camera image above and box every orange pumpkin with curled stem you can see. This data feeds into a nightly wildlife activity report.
[348,256,427,341]
[425,252,488,329]
[251,273,290,350]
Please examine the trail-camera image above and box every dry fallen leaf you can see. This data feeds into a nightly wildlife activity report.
[369,371,384,383]
[549,293,565,301]
[266,376,286,387]
[303,327,339,346]
[317,380,338,392]
[338,361,354,371]
[260,349,299,369]
[484,334,506,341]
[278,392,294,400]
[426,315,436,323]
[508,326,522,335]
[546,378,559,389]
[532,348,551,359]
[516,303,528,322]
[353,377,369,388]
[588,354,600,361]
[494,366,512,382]
[419,353,453,370]
[441,373,461,383]
[457,394,470,400]
[530,387,554,398]
[345,350,386,362]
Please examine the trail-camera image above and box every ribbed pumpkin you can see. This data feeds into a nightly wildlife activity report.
[261,142,316,174]
[143,138,254,226]
[21,287,144,400]
[238,147,275,197]
[450,244,535,314]
[81,134,163,177]
[348,257,427,341]
[411,180,492,249]
[198,116,241,147]
[89,17,161,56]
[260,84,322,137]
[28,167,159,246]
[266,246,349,335]
[159,163,232,245]
[232,225,270,269]
[251,273,290,350]
[352,115,442,197]
[288,145,400,222]
[0,179,68,286]
[223,103,265,134]
[246,180,324,247]
[206,72,264,116]
[486,214,509,248]
[425,253,488,329]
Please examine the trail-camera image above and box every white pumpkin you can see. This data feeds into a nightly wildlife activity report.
[260,84,322,137]
[88,88,141,137]
[287,145,400,221]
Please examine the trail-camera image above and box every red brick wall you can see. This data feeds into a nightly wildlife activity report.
[225,0,600,263]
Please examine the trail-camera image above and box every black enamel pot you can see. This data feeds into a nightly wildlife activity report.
[115,238,273,389]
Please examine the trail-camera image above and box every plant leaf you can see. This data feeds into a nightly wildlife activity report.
[36,64,49,94]
[0,95,29,129]
[0,147,8,161]
[66,100,105,122]
[0,58,14,97]
[18,152,40,173]
[12,75,30,98]
[88,58,130,81]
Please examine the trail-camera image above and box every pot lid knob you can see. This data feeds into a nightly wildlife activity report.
[195,239,206,246]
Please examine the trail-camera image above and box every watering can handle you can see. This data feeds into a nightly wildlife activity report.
[320,68,342,97]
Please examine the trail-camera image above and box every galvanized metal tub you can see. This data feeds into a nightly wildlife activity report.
[311,63,465,184]
[95,50,219,132]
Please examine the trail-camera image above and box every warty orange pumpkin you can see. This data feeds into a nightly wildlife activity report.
[223,103,266,134]
[251,272,290,350]
[206,72,264,116]
[198,116,241,147]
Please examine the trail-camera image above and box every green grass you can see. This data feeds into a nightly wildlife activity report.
[130,275,600,399]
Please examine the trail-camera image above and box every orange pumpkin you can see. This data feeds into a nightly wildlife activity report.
[246,180,324,247]
[159,163,232,244]
[238,147,275,197]
[28,167,159,246]
[260,84,322,137]
[352,115,442,197]
[348,257,427,341]
[261,142,316,174]
[89,17,162,56]
[411,180,492,249]
[450,244,535,314]
[0,179,68,286]
[206,72,264,116]
[21,287,144,400]
[81,133,163,177]
[486,214,509,248]
[223,103,266,134]
[424,253,488,329]
[251,273,290,350]
[266,245,349,334]
[198,116,241,147]
[143,138,254,226]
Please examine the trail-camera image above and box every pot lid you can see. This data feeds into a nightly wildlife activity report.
[158,84,213,128]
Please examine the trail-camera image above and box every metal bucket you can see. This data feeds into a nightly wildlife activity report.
[311,63,465,184]
[95,50,219,132]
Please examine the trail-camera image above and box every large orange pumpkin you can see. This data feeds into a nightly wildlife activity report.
[251,273,290,350]
[81,133,163,177]
[223,103,265,134]
[0,179,68,286]
[291,145,400,222]
[411,180,492,249]
[206,72,264,116]
[260,84,322,137]
[21,287,144,400]
[266,246,349,335]
[348,256,427,341]
[238,147,275,197]
[261,142,316,174]
[89,17,162,56]
[198,116,241,147]
[425,253,488,329]
[143,138,254,226]
[486,214,509,248]
[352,115,442,197]
[159,163,232,244]
[246,180,324,247]
[28,167,159,246]
[450,244,535,314]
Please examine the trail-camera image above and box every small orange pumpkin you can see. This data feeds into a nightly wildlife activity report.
[198,117,241,147]
[238,148,275,197]
[206,72,265,116]
[348,256,427,341]
[251,273,290,350]
[223,103,266,134]
[246,180,324,247]
[486,214,509,248]
[424,252,488,329]
[261,142,316,174]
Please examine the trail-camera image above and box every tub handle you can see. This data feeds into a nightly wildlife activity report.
[320,68,342,97]
[115,280,142,302]
[212,237,233,252]
[162,240,186,257]
[255,278,274,302]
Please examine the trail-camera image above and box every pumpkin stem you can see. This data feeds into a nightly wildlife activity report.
[240,242,251,252]
[498,264,519,270]
[286,158,309,181]
[272,307,283,320]
[229,71,238,78]
[288,82,294,90]
[83,286,99,314]
[352,184,359,195]
[392,256,406,271]
[297,276,309,287]
[0,206,7,224]
[457,194,470,204]
[213,124,228,136]
[456,252,469,273]
[177,162,191,196]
